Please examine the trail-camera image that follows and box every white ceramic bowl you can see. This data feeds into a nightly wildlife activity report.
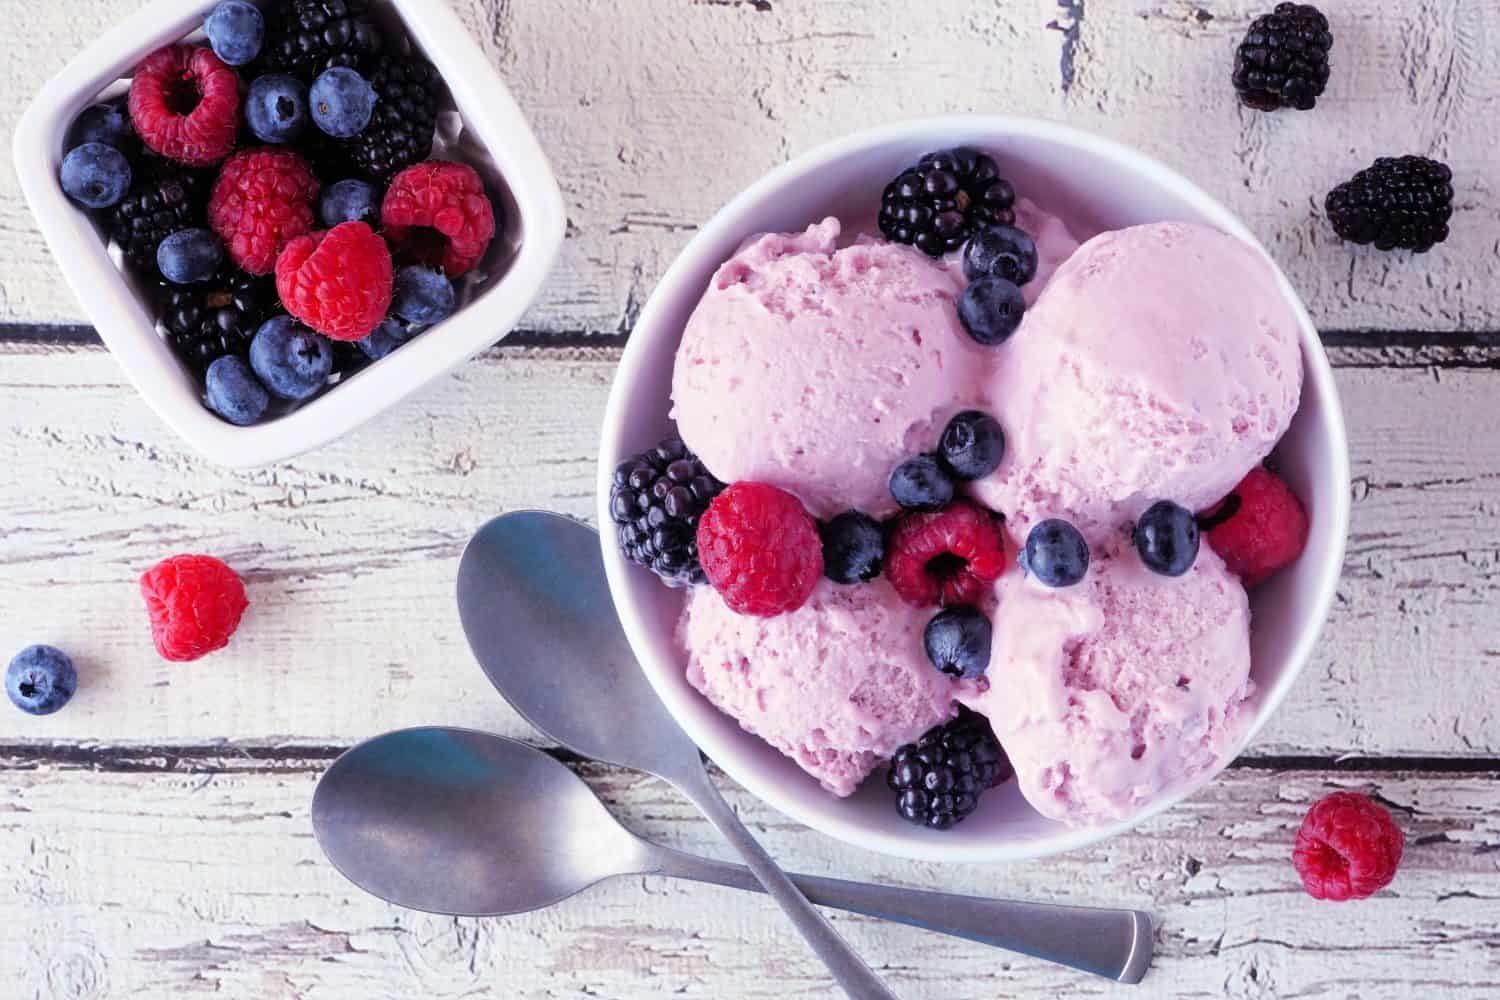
[597,116,1351,863]
[13,0,565,466]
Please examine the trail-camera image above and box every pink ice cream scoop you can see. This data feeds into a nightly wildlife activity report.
[973,222,1304,542]
[963,543,1254,826]
[679,577,971,796]
[671,217,989,519]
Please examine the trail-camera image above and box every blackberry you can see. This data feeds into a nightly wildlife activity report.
[1325,156,1454,253]
[878,147,1016,257]
[1232,3,1333,112]
[887,708,1011,830]
[104,158,210,270]
[340,56,442,184]
[158,269,278,374]
[257,0,386,80]
[610,438,723,587]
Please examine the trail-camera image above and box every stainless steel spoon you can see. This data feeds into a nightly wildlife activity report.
[455,510,1152,986]
[456,510,899,999]
[312,726,1152,984]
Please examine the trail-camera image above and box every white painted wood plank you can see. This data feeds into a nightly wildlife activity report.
[3,0,1498,331]
[1,757,1496,999]
[0,344,1496,756]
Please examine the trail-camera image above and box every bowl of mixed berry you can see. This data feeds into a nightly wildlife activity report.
[15,0,564,464]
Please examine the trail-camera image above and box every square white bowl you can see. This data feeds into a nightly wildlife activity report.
[13,0,565,466]
[597,116,1352,863]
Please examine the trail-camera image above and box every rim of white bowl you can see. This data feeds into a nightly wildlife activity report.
[598,114,1351,863]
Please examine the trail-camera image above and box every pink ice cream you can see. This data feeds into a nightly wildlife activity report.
[680,578,972,796]
[963,543,1254,826]
[973,222,1304,541]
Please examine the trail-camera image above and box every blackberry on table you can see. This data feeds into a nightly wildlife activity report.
[340,55,442,184]
[610,437,723,587]
[1325,155,1454,253]
[1232,3,1333,112]
[158,268,278,374]
[104,158,210,270]
[887,707,1011,830]
[879,147,1016,257]
[257,0,386,80]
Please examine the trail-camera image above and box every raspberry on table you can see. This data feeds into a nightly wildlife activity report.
[696,482,823,617]
[208,148,321,275]
[128,45,240,167]
[139,554,249,662]
[1201,466,1308,586]
[381,160,498,277]
[1293,791,1404,901]
[885,500,1007,607]
[275,221,393,340]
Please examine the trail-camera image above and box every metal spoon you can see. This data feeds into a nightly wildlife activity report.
[457,510,899,999]
[312,726,1152,984]
[455,510,1152,986]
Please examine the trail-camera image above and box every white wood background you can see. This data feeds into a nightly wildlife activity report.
[2,1,1498,997]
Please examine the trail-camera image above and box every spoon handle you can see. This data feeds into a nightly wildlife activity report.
[674,765,903,1000]
[644,842,1152,984]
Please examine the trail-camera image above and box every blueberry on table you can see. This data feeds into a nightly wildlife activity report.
[6,645,77,716]
[310,68,376,138]
[206,355,270,426]
[1024,519,1090,588]
[939,410,1005,480]
[958,275,1026,346]
[392,266,457,325]
[320,179,381,228]
[1134,500,1200,577]
[157,228,224,284]
[820,511,886,584]
[250,316,333,401]
[356,319,415,360]
[889,454,955,512]
[60,142,131,209]
[246,74,309,144]
[65,103,133,154]
[205,0,265,65]
[923,606,993,680]
[962,224,1038,285]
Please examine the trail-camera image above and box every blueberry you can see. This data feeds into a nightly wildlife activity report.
[1023,519,1090,587]
[65,103,132,153]
[320,178,381,227]
[939,410,1005,480]
[391,266,457,325]
[206,355,270,425]
[890,454,955,512]
[249,316,333,401]
[157,228,224,284]
[310,68,376,138]
[6,645,77,716]
[59,142,131,209]
[1134,500,1200,577]
[205,0,264,66]
[820,511,886,584]
[356,318,415,360]
[246,74,308,144]
[958,276,1026,346]
[963,225,1038,285]
[923,607,992,680]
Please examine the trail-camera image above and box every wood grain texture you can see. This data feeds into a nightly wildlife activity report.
[0,343,1496,757]
[3,0,1498,332]
[2,754,1497,999]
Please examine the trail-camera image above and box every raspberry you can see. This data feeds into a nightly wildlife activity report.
[274,222,393,340]
[1293,791,1404,901]
[1201,467,1309,587]
[139,555,249,662]
[886,500,1007,607]
[208,148,320,275]
[696,483,823,617]
[128,45,240,167]
[381,161,498,277]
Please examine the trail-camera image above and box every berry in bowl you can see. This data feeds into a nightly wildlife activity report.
[14,0,564,464]
[598,118,1350,862]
